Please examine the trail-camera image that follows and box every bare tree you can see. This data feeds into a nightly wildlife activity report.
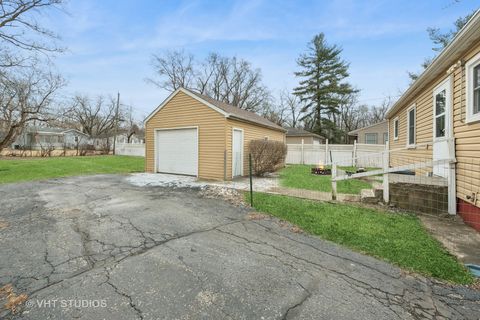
[65,95,124,140]
[278,89,306,128]
[122,106,142,143]
[0,67,64,152]
[147,50,194,91]
[0,0,64,69]
[148,51,271,112]
[368,96,392,123]
[260,99,287,126]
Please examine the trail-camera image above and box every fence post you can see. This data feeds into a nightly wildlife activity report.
[353,140,357,167]
[249,153,253,207]
[383,143,389,203]
[331,163,337,201]
[325,139,329,164]
[447,138,456,215]
[301,139,304,165]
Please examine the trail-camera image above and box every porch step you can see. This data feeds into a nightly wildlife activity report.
[360,186,383,204]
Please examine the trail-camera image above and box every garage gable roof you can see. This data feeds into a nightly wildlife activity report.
[145,88,286,132]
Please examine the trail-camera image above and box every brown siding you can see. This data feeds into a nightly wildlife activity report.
[226,119,285,179]
[388,41,480,204]
[145,91,226,180]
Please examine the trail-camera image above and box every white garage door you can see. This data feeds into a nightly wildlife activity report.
[156,128,198,176]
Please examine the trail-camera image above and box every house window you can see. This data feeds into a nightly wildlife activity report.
[393,117,399,140]
[407,105,416,147]
[434,89,446,138]
[383,132,388,143]
[466,52,480,123]
[365,133,378,144]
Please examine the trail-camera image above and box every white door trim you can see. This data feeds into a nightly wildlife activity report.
[154,126,199,177]
[231,128,244,178]
[432,77,452,142]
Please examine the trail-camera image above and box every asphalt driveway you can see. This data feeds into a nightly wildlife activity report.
[0,175,479,319]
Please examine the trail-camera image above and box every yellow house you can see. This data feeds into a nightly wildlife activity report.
[385,10,480,230]
[144,88,286,181]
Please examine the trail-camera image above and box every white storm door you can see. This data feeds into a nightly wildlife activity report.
[232,129,244,177]
[156,128,198,176]
[432,79,452,178]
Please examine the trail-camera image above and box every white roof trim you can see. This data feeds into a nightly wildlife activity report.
[144,88,230,124]
[62,129,89,136]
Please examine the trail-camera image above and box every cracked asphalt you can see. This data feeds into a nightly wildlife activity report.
[0,174,479,319]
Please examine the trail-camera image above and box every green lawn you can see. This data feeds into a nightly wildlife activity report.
[279,164,372,194]
[249,192,473,284]
[0,156,144,184]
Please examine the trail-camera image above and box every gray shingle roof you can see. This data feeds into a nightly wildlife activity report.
[187,89,286,132]
[285,127,325,139]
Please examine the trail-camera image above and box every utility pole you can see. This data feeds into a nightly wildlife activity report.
[113,92,120,155]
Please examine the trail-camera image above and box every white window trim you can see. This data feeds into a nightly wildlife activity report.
[406,105,416,148]
[466,51,480,124]
[393,117,399,140]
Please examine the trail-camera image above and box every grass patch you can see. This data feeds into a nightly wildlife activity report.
[279,164,371,194]
[0,155,144,184]
[249,192,473,284]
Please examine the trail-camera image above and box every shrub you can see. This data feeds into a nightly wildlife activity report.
[249,139,287,176]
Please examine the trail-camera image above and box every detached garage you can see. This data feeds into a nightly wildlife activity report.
[145,88,286,180]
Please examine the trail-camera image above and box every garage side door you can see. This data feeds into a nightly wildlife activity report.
[156,128,198,176]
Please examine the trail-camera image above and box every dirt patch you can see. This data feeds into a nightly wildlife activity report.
[0,284,28,314]
[0,220,9,229]
[198,186,245,206]
[246,212,270,220]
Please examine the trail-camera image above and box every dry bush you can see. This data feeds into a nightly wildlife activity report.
[39,144,54,157]
[249,140,287,176]
[78,144,94,156]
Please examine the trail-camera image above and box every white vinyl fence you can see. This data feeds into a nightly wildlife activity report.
[286,141,385,167]
[115,143,145,157]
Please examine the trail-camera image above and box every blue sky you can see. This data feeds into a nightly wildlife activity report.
[46,0,479,119]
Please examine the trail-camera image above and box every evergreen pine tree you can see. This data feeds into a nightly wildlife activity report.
[293,33,356,140]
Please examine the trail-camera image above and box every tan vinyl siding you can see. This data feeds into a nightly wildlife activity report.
[388,41,480,203]
[388,84,435,172]
[352,121,388,144]
[452,43,480,203]
[145,91,226,180]
[226,119,285,180]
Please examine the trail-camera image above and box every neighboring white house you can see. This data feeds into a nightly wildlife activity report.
[11,126,92,150]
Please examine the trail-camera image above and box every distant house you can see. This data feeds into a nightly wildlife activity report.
[285,127,325,144]
[348,120,388,144]
[11,126,91,150]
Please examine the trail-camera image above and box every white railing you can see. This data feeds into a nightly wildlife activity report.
[286,141,385,167]
[330,138,457,215]
[115,142,145,157]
